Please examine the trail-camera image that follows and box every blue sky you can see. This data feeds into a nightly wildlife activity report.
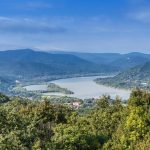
[0,0,150,53]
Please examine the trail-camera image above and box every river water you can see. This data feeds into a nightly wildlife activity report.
[24,76,130,100]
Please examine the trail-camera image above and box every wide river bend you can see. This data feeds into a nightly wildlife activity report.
[24,76,131,100]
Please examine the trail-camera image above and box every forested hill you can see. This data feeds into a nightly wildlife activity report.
[109,52,150,71]
[1,49,150,81]
[95,61,150,89]
[0,49,116,79]
[1,49,150,79]
[51,51,150,71]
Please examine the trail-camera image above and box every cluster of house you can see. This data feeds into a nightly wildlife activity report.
[65,101,81,109]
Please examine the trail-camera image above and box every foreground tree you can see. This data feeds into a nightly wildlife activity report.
[105,89,150,150]
[0,89,150,149]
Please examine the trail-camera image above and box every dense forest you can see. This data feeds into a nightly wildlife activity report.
[0,89,150,150]
[0,49,113,79]
[1,49,150,80]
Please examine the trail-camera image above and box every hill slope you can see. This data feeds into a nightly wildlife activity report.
[95,61,150,89]
[111,52,150,71]
[55,52,122,65]
[0,49,115,79]
[0,76,14,92]
[51,51,150,71]
[1,49,150,81]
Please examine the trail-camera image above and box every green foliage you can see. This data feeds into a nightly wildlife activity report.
[0,93,10,103]
[52,113,101,150]
[0,89,150,149]
[105,89,150,150]
[0,98,71,149]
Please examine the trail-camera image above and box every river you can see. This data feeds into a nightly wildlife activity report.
[24,76,131,100]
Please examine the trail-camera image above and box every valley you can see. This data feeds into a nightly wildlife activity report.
[1,1,150,149]
[0,49,150,100]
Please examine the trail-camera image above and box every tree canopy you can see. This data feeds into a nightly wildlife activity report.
[0,89,150,149]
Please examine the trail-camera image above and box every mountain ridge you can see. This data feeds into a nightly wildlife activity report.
[49,50,150,70]
[0,49,116,79]
[1,48,150,80]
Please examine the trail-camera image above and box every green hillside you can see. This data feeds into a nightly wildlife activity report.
[95,61,150,89]
[52,51,150,71]
[0,49,115,79]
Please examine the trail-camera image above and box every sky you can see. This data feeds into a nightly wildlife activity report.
[0,0,150,53]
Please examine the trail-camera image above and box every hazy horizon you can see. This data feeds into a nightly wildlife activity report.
[1,48,150,55]
[0,48,150,55]
[0,0,150,53]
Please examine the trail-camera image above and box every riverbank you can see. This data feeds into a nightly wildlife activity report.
[39,76,130,100]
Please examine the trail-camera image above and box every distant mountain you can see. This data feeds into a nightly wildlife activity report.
[51,52,122,65]
[50,51,150,71]
[95,61,150,89]
[1,49,150,81]
[111,52,150,71]
[0,49,116,79]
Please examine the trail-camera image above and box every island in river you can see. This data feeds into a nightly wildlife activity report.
[24,76,131,100]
